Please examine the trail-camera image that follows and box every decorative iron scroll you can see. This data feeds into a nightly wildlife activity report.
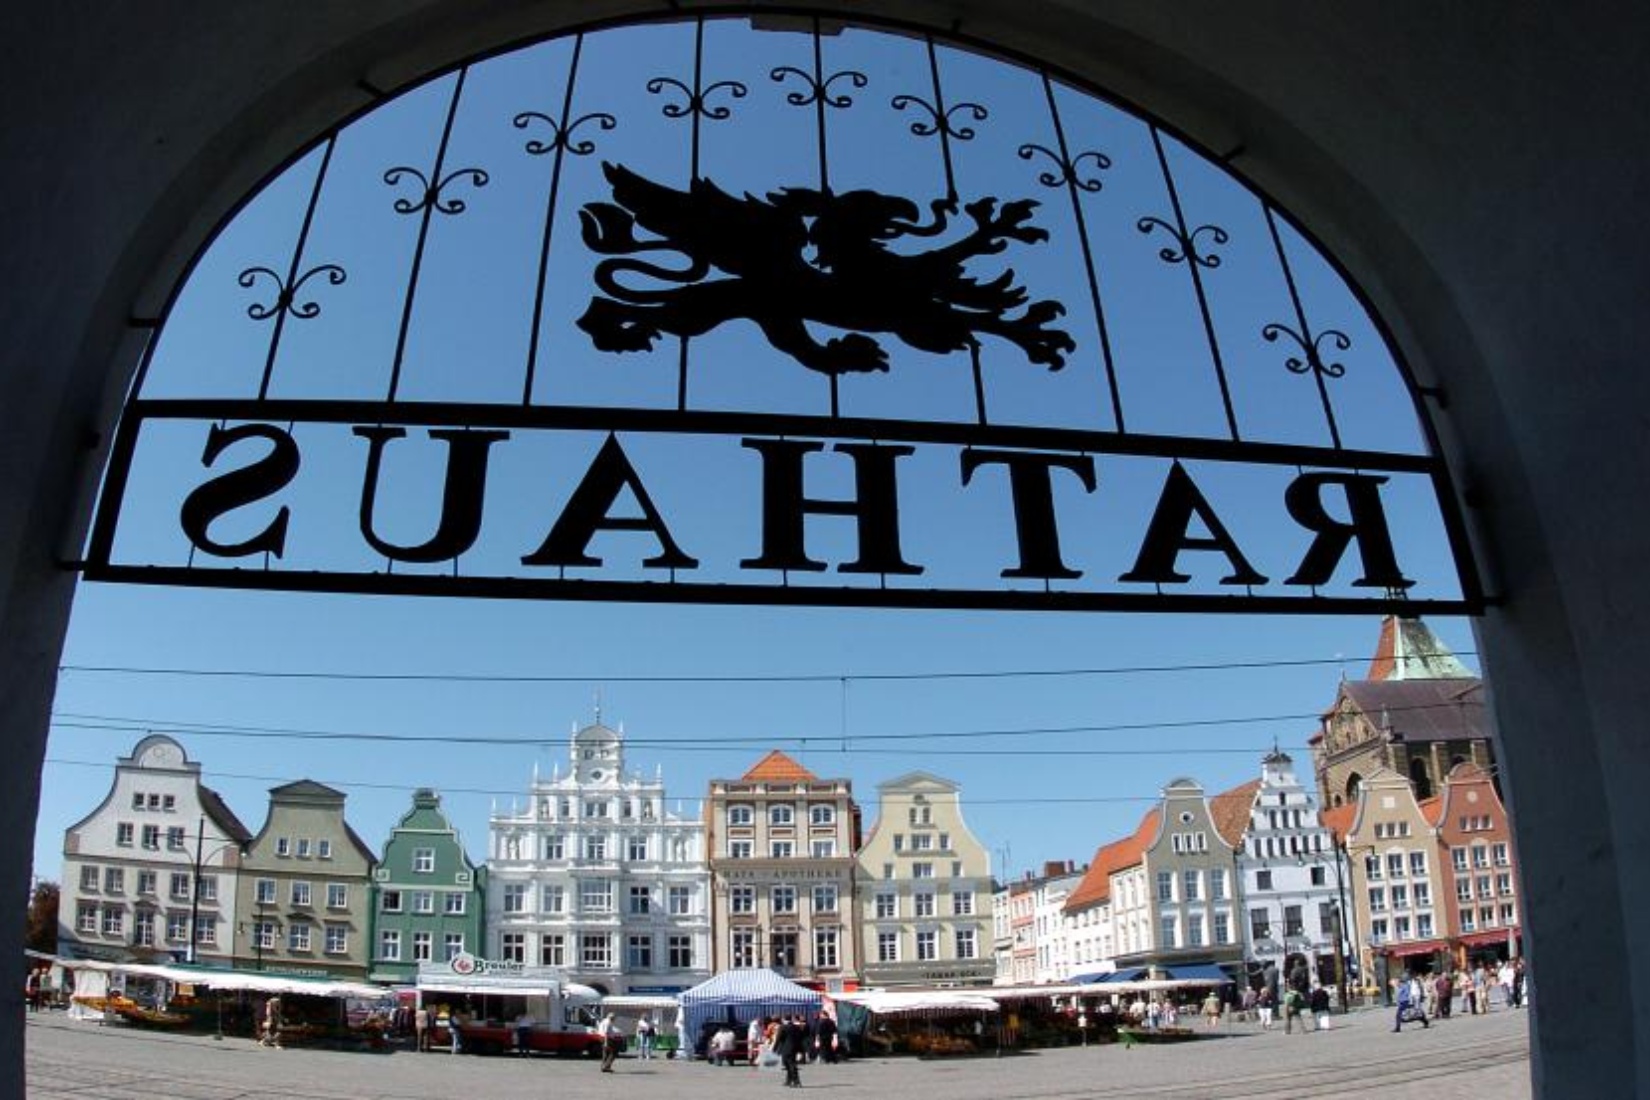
[85,13,1484,616]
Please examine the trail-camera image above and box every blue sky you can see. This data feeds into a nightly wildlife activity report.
[37,16,1481,886]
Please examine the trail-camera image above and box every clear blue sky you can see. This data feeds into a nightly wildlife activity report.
[35,17,1481,887]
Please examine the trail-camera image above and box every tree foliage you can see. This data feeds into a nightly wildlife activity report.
[25,881,58,955]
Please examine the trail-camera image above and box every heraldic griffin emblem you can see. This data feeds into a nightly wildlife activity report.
[576,162,1075,377]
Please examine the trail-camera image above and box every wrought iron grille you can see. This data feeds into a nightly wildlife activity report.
[85,12,1483,615]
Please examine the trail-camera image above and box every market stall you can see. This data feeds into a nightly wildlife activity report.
[832,990,999,1057]
[678,969,821,1060]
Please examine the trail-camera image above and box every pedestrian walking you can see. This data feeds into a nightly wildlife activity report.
[599,1012,622,1072]
[776,1014,805,1088]
[1393,973,1429,1032]
[260,996,283,1049]
[636,1013,656,1059]
[1257,985,1275,1029]
[414,1005,429,1051]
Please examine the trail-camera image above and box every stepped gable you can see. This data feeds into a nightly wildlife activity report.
[741,750,818,783]
[1064,808,1160,913]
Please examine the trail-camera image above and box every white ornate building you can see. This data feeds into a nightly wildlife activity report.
[486,720,710,995]
[1237,749,1344,987]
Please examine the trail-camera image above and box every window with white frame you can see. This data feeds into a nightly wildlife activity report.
[912,862,934,879]
[1213,911,1231,945]
[444,891,466,915]
[503,883,528,913]
[1183,869,1201,901]
[195,916,218,945]
[630,886,652,914]
[812,883,838,913]
[668,934,693,969]
[912,833,933,851]
[413,847,435,873]
[501,932,526,962]
[544,834,565,860]
[955,928,977,959]
[914,891,935,918]
[412,930,433,961]
[627,934,653,969]
[1157,871,1175,901]
[166,913,188,941]
[1158,914,1177,948]
[915,930,937,961]
[317,839,332,859]
[1493,842,1510,866]
[729,839,753,859]
[952,890,974,915]
[197,875,217,902]
[770,804,794,826]
[276,837,291,857]
[877,931,899,963]
[627,835,648,861]
[810,805,834,827]
[581,880,612,912]
[104,867,124,894]
[584,835,608,861]
[131,911,153,947]
[893,834,904,852]
[1187,912,1205,947]
[445,932,465,961]
[731,929,756,968]
[1417,912,1435,937]
[412,890,435,913]
[810,838,836,858]
[729,804,754,826]
[1368,886,1386,912]
[79,865,99,892]
[730,885,755,914]
[584,800,610,819]
[770,840,794,859]
[137,870,156,895]
[669,885,693,914]
[1452,847,1469,872]
[875,892,897,919]
[1210,868,1227,900]
[289,923,312,951]
[814,926,839,968]
[379,929,401,961]
[581,933,612,968]
[297,838,312,859]
[326,883,348,909]
[166,826,186,850]
[541,934,566,967]
[291,881,312,906]
[77,903,97,933]
[140,824,159,849]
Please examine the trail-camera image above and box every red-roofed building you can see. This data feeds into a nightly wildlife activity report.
[706,752,861,986]
[1434,762,1522,968]
[1311,615,1491,809]
[1062,777,1245,982]
[991,859,1085,985]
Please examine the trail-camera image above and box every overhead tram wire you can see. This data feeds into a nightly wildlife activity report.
[45,697,1473,749]
[56,649,1478,685]
[38,757,1178,806]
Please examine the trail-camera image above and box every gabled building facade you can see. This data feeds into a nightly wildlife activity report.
[1434,762,1522,966]
[233,780,376,978]
[487,720,710,995]
[369,788,486,984]
[58,734,251,964]
[856,772,994,988]
[1332,767,1446,990]
[707,751,860,987]
[1236,751,1344,988]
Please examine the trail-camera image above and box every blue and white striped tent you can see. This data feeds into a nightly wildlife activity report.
[679,969,822,1056]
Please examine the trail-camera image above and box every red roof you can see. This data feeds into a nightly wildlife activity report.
[740,750,818,782]
[1417,795,1443,827]
[1320,803,1356,843]
[1210,779,1261,848]
[1064,809,1159,914]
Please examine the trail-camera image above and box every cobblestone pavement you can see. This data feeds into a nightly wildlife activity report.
[26,1007,1531,1100]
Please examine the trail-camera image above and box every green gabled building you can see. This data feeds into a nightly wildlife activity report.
[369,789,486,985]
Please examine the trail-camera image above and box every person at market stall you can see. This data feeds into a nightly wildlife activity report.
[415,1005,429,1052]
[635,1012,656,1059]
[260,996,283,1049]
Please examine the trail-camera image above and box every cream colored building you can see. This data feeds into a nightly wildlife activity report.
[857,773,994,987]
[706,752,861,986]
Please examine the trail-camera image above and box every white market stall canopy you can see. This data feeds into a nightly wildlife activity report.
[835,990,999,1016]
[57,957,384,999]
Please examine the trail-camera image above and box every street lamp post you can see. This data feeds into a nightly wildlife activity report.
[1330,841,1359,1013]
[188,817,245,965]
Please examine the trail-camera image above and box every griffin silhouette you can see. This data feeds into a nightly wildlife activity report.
[576,162,1073,376]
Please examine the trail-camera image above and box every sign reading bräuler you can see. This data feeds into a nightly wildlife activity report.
[85,400,1467,614]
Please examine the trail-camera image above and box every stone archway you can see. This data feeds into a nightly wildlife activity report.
[3,7,1646,1099]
